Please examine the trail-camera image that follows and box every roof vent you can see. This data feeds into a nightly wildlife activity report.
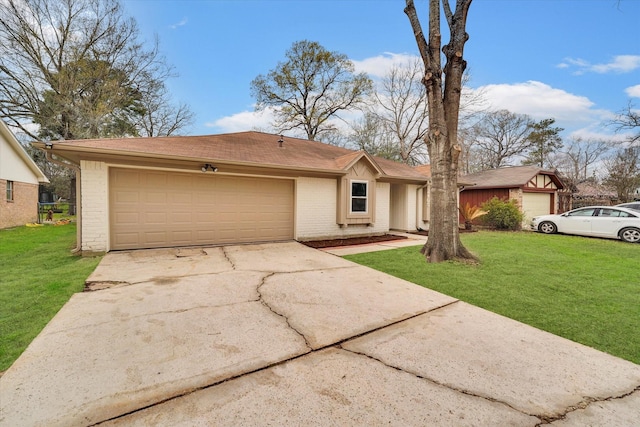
[278,135,284,148]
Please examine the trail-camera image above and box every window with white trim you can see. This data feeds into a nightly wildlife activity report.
[6,180,14,201]
[350,180,368,213]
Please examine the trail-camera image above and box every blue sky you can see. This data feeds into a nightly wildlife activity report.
[122,0,640,141]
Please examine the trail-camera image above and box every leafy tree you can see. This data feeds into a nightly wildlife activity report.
[348,112,402,161]
[522,118,563,168]
[250,40,373,141]
[405,0,475,262]
[0,0,193,140]
[603,147,640,202]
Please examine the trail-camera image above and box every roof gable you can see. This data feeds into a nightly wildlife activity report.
[461,165,563,190]
[0,121,48,183]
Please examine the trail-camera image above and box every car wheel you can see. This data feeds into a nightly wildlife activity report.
[538,221,557,234]
[619,227,640,243]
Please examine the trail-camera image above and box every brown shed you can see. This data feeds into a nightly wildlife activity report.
[460,166,564,225]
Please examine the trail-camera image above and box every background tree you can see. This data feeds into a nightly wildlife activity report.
[603,146,640,202]
[405,0,475,262]
[469,109,534,169]
[554,137,610,189]
[521,118,563,168]
[250,40,373,141]
[367,60,429,164]
[610,101,640,144]
[0,0,193,140]
[348,112,401,161]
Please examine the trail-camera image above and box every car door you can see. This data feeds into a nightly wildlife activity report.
[557,207,597,235]
[590,208,622,237]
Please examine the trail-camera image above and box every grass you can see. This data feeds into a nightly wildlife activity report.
[0,223,101,372]
[345,231,640,365]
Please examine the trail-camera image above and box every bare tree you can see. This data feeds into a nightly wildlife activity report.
[0,0,192,140]
[470,110,534,169]
[405,0,475,262]
[369,59,429,165]
[554,137,610,189]
[250,40,373,141]
[603,146,640,202]
[610,101,640,144]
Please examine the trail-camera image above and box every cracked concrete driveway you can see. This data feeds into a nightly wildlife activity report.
[1,242,639,426]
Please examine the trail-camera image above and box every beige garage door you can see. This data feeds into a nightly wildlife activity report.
[522,192,551,221]
[110,168,294,250]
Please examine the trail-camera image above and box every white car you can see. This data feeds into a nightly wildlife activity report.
[616,202,640,212]
[531,206,640,243]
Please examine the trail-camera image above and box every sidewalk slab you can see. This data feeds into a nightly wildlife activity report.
[103,348,539,426]
[343,301,640,421]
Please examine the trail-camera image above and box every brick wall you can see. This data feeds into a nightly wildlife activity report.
[0,179,38,229]
[80,161,109,252]
[296,177,390,240]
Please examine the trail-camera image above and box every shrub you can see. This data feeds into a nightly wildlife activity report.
[481,197,524,230]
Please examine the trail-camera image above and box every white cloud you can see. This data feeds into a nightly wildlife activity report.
[625,84,640,98]
[169,17,188,29]
[205,108,276,133]
[476,81,599,125]
[351,52,419,78]
[558,55,640,75]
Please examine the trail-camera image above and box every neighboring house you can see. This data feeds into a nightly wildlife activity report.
[0,121,49,229]
[35,131,432,253]
[459,165,564,225]
[571,180,617,209]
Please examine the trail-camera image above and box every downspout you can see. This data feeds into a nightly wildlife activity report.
[45,150,82,254]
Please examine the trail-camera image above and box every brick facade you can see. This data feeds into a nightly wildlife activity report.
[0,179,39,228]
[80,160,109,253]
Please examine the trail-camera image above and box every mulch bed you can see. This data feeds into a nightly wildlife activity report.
[301,234,407,249]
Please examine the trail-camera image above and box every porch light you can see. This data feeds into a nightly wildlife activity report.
[201,164,218,173]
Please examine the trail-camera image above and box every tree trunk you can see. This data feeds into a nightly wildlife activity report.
[405,0,476,262]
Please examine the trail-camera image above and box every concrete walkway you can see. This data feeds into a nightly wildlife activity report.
[1,241,639,426]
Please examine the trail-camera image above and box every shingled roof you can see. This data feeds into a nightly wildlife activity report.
[461,165,564,189]
[36,131,427,181]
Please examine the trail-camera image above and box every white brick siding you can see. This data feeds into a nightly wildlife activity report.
[80,161,109,252]
[296,177,389,240]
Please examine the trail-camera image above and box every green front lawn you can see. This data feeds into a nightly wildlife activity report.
[0,224,101,372]
[345,231,640,365]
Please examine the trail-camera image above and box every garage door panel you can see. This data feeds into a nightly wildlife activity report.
[110,168,294,250]
[522,193,552,220]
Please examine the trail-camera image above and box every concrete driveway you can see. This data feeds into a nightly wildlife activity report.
[1,241,639,426]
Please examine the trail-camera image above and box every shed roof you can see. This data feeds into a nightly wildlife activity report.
[461,165,564,190]
[35,131,427,181]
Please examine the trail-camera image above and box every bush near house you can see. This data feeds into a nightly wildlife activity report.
[481,197,524,230]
